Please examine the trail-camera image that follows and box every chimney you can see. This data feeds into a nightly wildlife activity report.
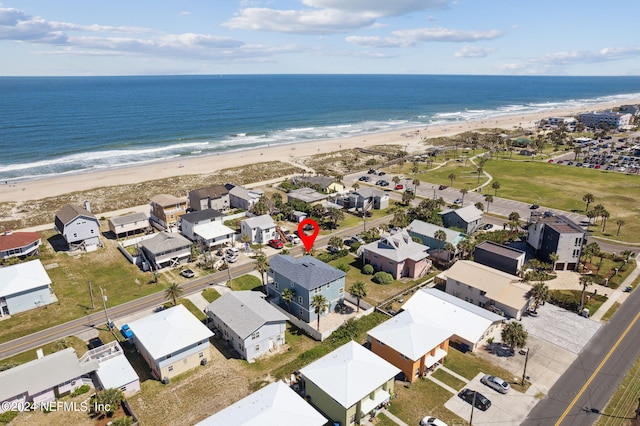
[84,200,91,212]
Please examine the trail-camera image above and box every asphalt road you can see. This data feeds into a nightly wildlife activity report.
[0,216,390,361]
[522,281,640,426]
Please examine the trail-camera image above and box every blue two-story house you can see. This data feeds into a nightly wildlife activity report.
[268,255,345,324]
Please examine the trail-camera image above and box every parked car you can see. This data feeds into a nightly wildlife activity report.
[288,234,301,244]
[453,198,462,204]
[377,171,386,176]
[88,337,104,350]
[395,184,404,190]
[481,374,511,394]
[367,168,376,174]
[359,175,370,181]
[420,417,448,426]
[268,239,284,249]
[121,324,134,339]
[458,389,491,411]
[379,181,389,187]
[350,235,365,244]
[180,269,195,278]
[530,204,540,210]
[482,223,493,230]
[438,185,448,190]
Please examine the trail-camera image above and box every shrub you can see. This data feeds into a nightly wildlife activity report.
[70,384,91,397]
[349,242,362,253]
[362,264,374,275]
[372,271,394,284]
[337,263,350,273]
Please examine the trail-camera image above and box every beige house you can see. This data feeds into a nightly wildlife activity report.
[127,305,213,381]
[442,260,531,320]
[150,194,188,232]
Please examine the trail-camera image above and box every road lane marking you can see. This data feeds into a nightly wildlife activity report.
[554,310,640,425]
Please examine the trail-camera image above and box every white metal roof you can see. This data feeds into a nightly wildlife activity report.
[401,288,503,344]
[242,214,276,230]
[196,381,327,426]
[194,222,236,240]
[96,352,139,391]
[299,341,400,408]
[367,310,452,361]
[127,304,213,360]
[0,259,51,298]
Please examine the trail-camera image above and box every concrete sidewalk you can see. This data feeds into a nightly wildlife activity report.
[591,252,640,321]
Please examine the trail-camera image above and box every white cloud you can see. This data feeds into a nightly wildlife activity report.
[178,11,191,16]
[392,27,502,43]
[224,0,453,34]
[345,35,411,48]
[454,45,495,58]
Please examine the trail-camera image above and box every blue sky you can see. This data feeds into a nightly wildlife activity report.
[1,0,639,76]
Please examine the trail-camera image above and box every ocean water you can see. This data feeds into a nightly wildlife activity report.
[1,74,639,181]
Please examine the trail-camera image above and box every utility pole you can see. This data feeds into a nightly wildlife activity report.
[521,347,530,385]
[100,287,110,330]
[88,280,95,309]
[469,391,476,426]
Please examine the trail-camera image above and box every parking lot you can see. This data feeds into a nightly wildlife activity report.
[444,373,539,426]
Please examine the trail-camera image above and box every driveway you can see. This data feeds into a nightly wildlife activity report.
[444,373,539,426]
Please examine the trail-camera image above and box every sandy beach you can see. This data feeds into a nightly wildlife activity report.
[0,99,637,204]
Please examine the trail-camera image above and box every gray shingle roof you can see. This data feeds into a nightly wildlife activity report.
[140,232,191,254]
[206,291,287,339]
[181,209,223,224]
[55,204,96,225]
[269,255,345,290]
[190,185,229,200]
[109,212,148,226]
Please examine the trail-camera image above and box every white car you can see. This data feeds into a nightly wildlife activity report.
[420,417,447,426]
[288,234,301,244]
[481,374,511,394]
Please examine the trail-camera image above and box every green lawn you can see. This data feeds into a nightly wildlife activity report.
[0,336,87,370]
[481,160,640,243]
[230,274,263,291]
[600,302,621,322]
[201,288,222,303]
[388,378,464,426]
[594,352,640,425]
[431,368,467,391]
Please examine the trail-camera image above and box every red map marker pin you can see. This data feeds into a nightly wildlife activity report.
[298,218,319,253]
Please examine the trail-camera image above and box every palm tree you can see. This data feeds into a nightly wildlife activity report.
[615,219,626,236]
[457,238,474,260]
[491,181,501,196]
[402,190,416,205]
[392,175,401,185]
[529,282,550,312]
[484,194,493,213]
[254,253,269,286]
[460,188,468,206]
[281,288,295,312]
[501,321,528,350]
[349,281,368,312]
[164,282,183,306]
[600,209,610,233]
[412,178,420,190]
[434,229,447,251]
[474,201,484,211]
[311,294,329,331]
[448,173,456,187]
[586,209,598,226]
[352,182,360,191]
[328,236,344,251]
[548,252,559,270]
[476,166,483,183]
[508,212,521,230]
[582,193,595,212]
[574,146,582,160]
[579,275,593,311]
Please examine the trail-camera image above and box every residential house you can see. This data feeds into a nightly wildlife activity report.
[180,209,234,249]
[368,310,451,382]
[442,260,530,320]
[401,288,504,352]
[54,203,101,250]
[205,291,288,362]
[292,175,345,193]
[80,341,140,397]
[0,348,97,413]
[407,220,465,262]
[150,194,188,232]
[138,232,192,270]
[347,188,389,211]
[240,214,277,244]
[268,255,345,324]
[474,241,526,276]
[527,213,586,271]
[287,187,328,205]
[359,231,431,279]
[299,341,400,425]
[0,230,41,260]
[195,381,327,426]
[439,205,483,234]
[108,212,150,238]
[0,259,53,317]
[225,183,264,211]
[188,185,230,212]
[127,304,213,381]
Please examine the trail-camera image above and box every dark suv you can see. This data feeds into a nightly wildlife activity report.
[459,389,491,411]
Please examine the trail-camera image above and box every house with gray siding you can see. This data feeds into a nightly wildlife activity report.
[240,214,277,244]
[473,241,526,276]
[225,183,264,211]
[138,232,192,270]
[347,188,389,211]
[439,205,483,234]
[0,348,97,413]
[268,255,345,324]
[407,220,466,262]
[54,204,101,250]
[526,213,586,271]
[188,185,230,212]
[0,260,53,317]
[205,291,288,362]
[108,212,150,238]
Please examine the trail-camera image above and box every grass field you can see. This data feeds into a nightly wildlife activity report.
[230,274,262,291]
[594,352,640,426]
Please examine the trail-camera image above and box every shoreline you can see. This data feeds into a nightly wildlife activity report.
[1,99,638,204]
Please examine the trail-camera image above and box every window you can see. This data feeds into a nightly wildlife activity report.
[326,282,330,289]
[298,296,303,304]
[199,352,204,358]
[255,345,260,351]
[299,308,303,316]
[252,331,260,340]
[314,287,320,294]
[120,386,127,392]
[338,288,344,294]
[480,291,487,296]
[168,366,173,372]
[575,237,582,246]
[166,353,172,359]
[73,233,77,238]
[274,282,279,290]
